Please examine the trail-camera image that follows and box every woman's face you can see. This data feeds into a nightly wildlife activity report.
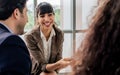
[37,13,55,31]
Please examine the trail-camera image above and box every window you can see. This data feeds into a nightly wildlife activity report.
[81,0,97,30]
[25,0,34,32]
[75,0,97,51]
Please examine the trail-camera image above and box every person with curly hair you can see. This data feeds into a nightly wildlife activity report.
[72,0,120,75]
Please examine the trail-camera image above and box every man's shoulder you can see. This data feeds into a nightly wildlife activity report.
[0,32,25,46]
[0,33,32,75]
[0,32,13,45]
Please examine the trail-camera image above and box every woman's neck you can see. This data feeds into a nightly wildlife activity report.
[41,28,52,41]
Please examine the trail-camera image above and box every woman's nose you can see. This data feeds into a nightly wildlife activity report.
[44,16,50,21]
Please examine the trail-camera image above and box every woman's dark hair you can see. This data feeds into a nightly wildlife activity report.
[73,0,120,75]
[36,2,54,18]
[0,0,27,20]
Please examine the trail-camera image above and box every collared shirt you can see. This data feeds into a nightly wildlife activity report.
[0,22,13,33]
[40,28,56,62]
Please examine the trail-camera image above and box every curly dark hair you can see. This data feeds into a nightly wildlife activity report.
[73,0,120,75]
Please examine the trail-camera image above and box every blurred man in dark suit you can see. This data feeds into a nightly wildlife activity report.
[0,0,32,75]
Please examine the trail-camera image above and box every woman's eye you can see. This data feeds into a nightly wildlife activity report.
[48,14,52,16]
[40,15,44,18]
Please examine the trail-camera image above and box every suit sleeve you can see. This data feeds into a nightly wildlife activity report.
[0,35,32,75]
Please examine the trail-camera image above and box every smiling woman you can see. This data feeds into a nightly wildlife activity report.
[37,0,60,27]
[24,2,71,75]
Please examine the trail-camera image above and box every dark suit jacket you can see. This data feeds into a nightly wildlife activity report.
[0,23,32,75]
[24,25,64,75]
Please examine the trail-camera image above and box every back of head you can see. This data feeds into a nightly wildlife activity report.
[0,0,27,20]
[73,0,120,75]
[36,2,54,18]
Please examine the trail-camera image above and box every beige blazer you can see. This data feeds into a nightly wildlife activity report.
[24,25,64,75]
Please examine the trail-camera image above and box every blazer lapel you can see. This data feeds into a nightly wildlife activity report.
[33,26,44,57]
[37,38,44,54]
[32,26,49,63]
[49,36,56,63]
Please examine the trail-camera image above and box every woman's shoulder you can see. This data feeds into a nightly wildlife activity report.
[53,25,64,40]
